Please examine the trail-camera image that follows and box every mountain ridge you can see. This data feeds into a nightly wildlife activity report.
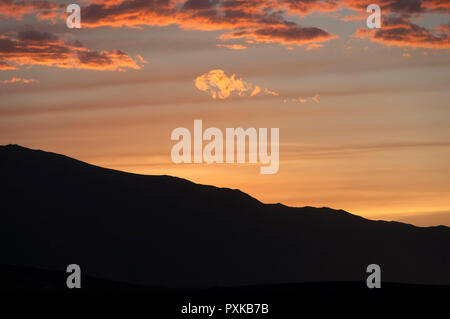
[0,144,449,288]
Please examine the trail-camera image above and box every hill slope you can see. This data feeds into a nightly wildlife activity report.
[0,144,449,287]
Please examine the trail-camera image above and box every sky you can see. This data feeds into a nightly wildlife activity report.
[0,0,449,226]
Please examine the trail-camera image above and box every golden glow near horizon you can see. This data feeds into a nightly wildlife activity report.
[0,1,449,226]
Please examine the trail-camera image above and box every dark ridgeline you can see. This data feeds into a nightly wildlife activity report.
[0,144,449,291]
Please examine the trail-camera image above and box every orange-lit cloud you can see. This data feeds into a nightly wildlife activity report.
[263,88,279,96]
[216,43,247,50]
[340,12,365,21]
[194,69,279,99]
[421,0,450,12]
[77,0,447,50]
[0,30,146,71]
[354,17,450,49]
[342,0,450,14]
[0,0,62,20]
[0,60,17,70]
[219,24,337,46]
[343,0,449,49]
[1,76,38,84]
[73,0,338,47]
[250,85,261,96]
[1,0,447,51]
[194,69,323,103]
[306,43,324,51]
[281,0,341,15]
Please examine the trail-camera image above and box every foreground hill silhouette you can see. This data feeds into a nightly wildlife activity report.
[0,144,449,289]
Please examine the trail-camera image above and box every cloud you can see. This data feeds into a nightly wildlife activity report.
[250,85,261,96]
[353,16,450,49]
[64,0,338,48]
[3,0,446,50]
[194,69,279,99]
[194,69,317,104]
[0,60,17,70]
[344,0,450,49]
[78,1,447,50]
[0,30,146,71]
[342,0,450,15]
[306,43,324,51]
[216,43,247,50]
[263,88,279,96]
[219,24,337,46]
[1,76,38,84]
[0,0,62,20]
[281,0,341,15]
[421,0,450,12]
[340,12,366,21]
[11,0,446,24]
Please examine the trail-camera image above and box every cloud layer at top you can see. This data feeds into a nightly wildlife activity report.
[0,0,339,47]
[1,0,445,50]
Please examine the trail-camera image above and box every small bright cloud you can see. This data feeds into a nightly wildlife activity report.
[194,69,278,99]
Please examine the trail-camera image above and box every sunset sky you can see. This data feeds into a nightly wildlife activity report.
[1,0,449,226]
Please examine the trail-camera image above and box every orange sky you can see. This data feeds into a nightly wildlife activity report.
[1,0,449,226]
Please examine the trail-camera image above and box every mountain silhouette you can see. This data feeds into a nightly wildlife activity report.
[0,144,449,289]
